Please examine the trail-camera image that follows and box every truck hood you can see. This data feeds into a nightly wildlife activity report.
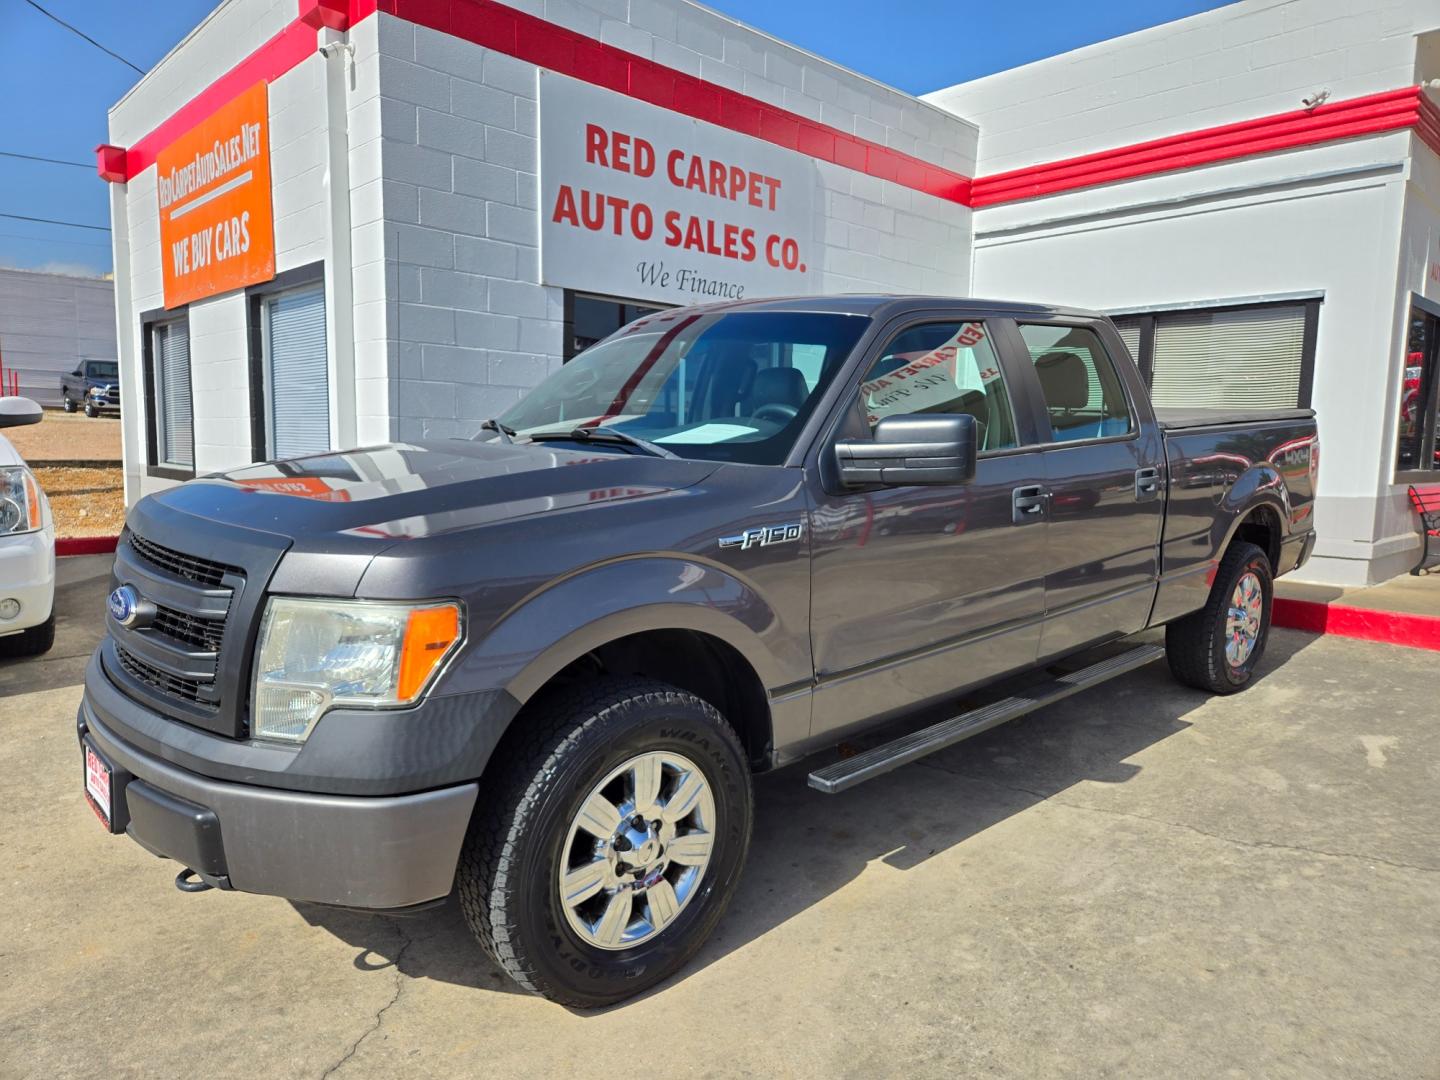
[150,440,721,547]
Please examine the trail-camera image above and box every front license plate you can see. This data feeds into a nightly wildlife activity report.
[84,742,113,830]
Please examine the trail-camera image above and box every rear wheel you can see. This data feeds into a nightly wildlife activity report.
[457,677,753,1007]
[0,614,55,658]
[1166,541,1273,694]
[63,396,77,413]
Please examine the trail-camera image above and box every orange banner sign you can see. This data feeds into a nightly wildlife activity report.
[157,81,275,309]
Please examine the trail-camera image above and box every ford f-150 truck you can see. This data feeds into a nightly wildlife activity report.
[78,296,1317,1007]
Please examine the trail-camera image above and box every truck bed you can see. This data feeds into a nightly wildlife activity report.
[1155,406,1316,430]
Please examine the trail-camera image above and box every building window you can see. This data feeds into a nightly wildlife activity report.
[1113,299,1319,410]
[1396,297,1440,475]
[143,313,194,476]
[563,291,667,360]
[249,266,329,461]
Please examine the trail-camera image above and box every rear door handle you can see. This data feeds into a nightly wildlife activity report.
[1012,485,1047,524]
[1134,467,1161,501]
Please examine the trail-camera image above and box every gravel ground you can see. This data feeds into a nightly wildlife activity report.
[35,466,124,537]
[5,409,121,462]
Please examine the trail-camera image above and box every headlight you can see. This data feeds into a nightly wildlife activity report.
[251,598,462,743]
[0,467,42,535]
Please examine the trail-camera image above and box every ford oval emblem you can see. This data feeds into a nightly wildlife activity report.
[108,585,140,627]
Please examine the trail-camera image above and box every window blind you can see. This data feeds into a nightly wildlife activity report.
[154,320,193,467]
[1151,305,1305,409]
[265,286,330,458]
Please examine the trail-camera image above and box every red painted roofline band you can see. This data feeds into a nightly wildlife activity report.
[99,1,1440,211]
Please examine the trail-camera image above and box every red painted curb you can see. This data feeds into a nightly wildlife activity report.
[1272,597,1440,652]
[57,536,119,558]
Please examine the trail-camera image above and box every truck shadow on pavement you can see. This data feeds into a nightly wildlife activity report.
[296,631,1318,1011]
[0,554,111,697]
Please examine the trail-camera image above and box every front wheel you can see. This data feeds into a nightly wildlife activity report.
[1166,541,1273,694]
[84,403,99,418]
[457,677,753,1007]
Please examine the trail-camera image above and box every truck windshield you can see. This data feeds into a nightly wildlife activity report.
[85,361,119,379]
[497,311,869,465]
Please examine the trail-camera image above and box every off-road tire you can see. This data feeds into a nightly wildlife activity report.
[0,613,55,658]
[456,677,753,1008]
[1166,541,1273,694]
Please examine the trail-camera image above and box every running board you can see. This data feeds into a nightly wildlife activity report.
[807,643,1166,795]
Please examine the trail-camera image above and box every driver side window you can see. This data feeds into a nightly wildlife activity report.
[859,321,1017,452]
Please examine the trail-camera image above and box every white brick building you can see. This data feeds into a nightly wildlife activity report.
[100,0,1440,584]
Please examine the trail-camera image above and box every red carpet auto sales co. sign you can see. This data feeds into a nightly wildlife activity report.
[540,73,816,306]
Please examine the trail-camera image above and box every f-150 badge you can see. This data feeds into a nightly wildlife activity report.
[719,522,804,550]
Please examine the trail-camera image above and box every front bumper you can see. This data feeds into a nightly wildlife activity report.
[77,698,479,910]
[0,526,55,634]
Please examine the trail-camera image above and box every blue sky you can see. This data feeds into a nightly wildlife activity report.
[0,0,1232,277]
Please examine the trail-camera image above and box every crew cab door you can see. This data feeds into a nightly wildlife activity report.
[807,314,1048,741]
[1003,318,1165,660]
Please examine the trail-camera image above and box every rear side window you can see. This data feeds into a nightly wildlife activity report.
[858,321,1017,452]
[1018,324,1133,442]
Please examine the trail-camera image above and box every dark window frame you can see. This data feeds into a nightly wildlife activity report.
[1111,297,1321,410]
[246,261,326,462]
[139,305,195,481]
[562,289,670,361]
[1395,292,1440,482]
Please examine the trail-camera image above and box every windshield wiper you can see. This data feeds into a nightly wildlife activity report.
[529,426,678,459]
[477,418,515,443]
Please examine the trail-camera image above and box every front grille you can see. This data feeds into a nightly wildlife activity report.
[115,644,212,708]
[128,533,241,588]
[153,605,225,652]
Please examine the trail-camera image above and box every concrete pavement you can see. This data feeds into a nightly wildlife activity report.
[2,566,1437,1078]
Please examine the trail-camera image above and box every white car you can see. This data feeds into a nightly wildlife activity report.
[0,398,55,657]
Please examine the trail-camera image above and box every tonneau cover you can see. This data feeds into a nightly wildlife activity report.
[1155,406,1315,430]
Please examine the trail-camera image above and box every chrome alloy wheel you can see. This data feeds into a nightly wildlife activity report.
[558,751,716,951]
[1225,570,1264,667]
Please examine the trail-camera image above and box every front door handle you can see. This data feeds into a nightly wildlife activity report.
[1012,485,1047,524]
[1135,467,1161,501]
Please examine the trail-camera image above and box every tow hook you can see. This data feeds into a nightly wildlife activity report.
[175,868,213,893]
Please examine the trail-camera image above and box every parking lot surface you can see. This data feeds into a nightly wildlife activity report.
[2,561,1437,1078]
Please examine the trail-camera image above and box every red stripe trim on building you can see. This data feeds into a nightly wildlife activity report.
[971,87,1427,207]
[379,0,972,204]
[99,0,1440,210]
[1272,597,1440,653]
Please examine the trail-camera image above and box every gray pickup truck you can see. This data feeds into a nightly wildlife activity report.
[78,296,1317,1006]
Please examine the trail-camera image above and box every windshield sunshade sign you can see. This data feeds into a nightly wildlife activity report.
[540,73,817,306]
[157,81,276,309]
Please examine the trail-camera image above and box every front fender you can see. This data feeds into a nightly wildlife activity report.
[448,555,798,705]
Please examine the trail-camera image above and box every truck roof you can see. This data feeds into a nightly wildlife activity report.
[654,294,1108,321]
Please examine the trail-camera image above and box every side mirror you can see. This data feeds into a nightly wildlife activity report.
[0,397,43,429]
[71,369,82,377]
[836,413,977,487]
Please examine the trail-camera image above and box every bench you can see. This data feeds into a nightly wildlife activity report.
[1409,484,1440,574]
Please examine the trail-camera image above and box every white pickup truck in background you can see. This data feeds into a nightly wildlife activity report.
[0,398,55,657]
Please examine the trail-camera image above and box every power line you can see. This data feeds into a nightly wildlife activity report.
[0,212,110,232]
[19,0,144,75]
[0,230,111,249]
[0,150,92,169]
